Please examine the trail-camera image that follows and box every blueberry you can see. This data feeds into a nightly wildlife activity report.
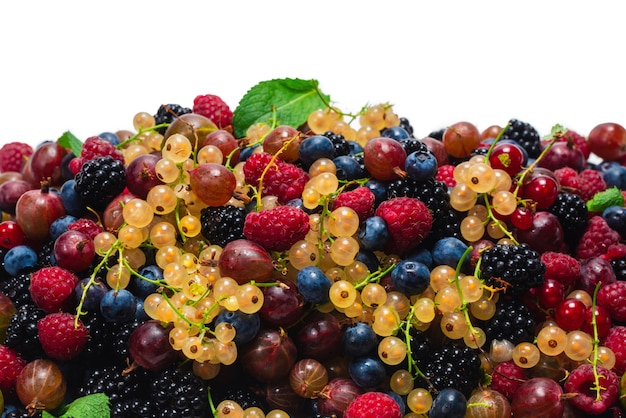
[100,289,137,322]
[347,140,364,156]
[299,135,335,169]
[603,165,626,189]
[60,179,87,217]
[364,179,389,207]
[355,249,380,273]
[239,144,259,161]
[432,237,469,269]
[134,265,162,298]
[333,155,365,181]
[381,126,410,140]
[385,391,406,415]
[429,388,467,418]
[391,259,430,295]
[405,150,438,181]
[134,298,150,321]
[406,247,433,268]
[358,216,389,251]
[214,309,261,345]
[4,245,37,276]
[75,277,108,312]
[98,131,121,146]
[342,322,378,357]
[296,266,332,304]
[602,205,626,238]
[348,355,386,388]
[50,215,78,240]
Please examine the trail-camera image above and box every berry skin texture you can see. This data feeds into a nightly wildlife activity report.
[564,363,619,415]
[0,141,33,173]
[332,186,375,222]
[540,251,581,286]
[0,344,27,398]
[603,326,626,375]
[489,359,527,401]
[435,164,456,188]
[243,152,310,204]
[192,94,233,128]
[344,391,402,418]
[578,168,607,202]
[375,196,432,256]
[30,266,80,313]
[243,205,310,252]
[70,136,125,175]
[575,216,621,260]
[37,312,88,361]
[597,281,626,322]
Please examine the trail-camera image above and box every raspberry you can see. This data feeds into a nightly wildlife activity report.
[0,344,27,398]
[243,206,310,252]
[564,363,619,415]
[344,391,402,418]
[37,312,88,361]
[374,197,432,256]
[70,136,125,175]
[0,141,33,173]
[575,216,621,260]
[540,251,581,286]
[243,152,309,204]
[332,186,375,222]
[489,359,527,401]
[602,326,626,375]
[29,266,80,313]
[192,94,233,128]
[67,217,103,240]
[435,164,456,188]
[554,166,580,191]
[597,281,626,322]
[578,168,607,202]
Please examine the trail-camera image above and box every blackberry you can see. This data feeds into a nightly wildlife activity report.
[548,192,588,245]
[322,131,351,156]
[408,327,433,371]
[0,271,33,308]
[4,303,45,360]
[35,239,55,269]
[2,406,41,418]
[74,156,126,211]
[610,257,626,281]
[387,177,461,244]
[420,343,481,398]
[482,297,536,346]
[200,205,246,247]
[500,118,542,159]
[399,117,414,136]
[153,103,192,134]
[427,128,445,141]
[110,317,144,364]
[399,137,429,155]
[76,312,116,366]
[150,364,209,417]
[479,243,545,295]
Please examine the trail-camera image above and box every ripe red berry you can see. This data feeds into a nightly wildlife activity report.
[344,391,402,418]
[243,205,310,252]
[29,266,80,313]
[554,298,586,331]
[37,312,89,361]
[0,142,33,173]
[192,94,233,128]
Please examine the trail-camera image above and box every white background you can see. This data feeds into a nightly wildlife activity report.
[1,1,624,148]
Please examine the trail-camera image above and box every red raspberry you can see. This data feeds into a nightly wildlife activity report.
[332,186,375,222]
[243,152,309,204]
[375,196,432,256]
[554,166,580,191]
[0,344,27,399]
[69,136,125,175]
[68,218,103,240]
[37,312,89,361]
[564,363,619,415]
[540,251,581,286]
[577,168,607,202]
[435,164,456,188]
[561,129,590,160]
[602,325,626,375]
[243,205,310,252]
[344,391,402,418]
[575,216,621,260]
[0,142,33,173]
[192,94,233,128]
[597,281,626,322]
[29,266,80,313]
[489,359,527,401]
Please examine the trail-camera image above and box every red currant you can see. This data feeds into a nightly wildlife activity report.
[510,206,534,230]
[554,298,586,331]
[534,278,564,309]
[0,220,25,249]
[521,168,559,209]
[580,305,612,339]
[489,141,527,176]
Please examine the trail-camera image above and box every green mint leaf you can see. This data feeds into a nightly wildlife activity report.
[586,186,625,212]
[50,393,110,418]
[232,78,330,138]
[58,131,83,157]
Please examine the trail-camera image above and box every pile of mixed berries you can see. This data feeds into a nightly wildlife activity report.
[1,82,626,418]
